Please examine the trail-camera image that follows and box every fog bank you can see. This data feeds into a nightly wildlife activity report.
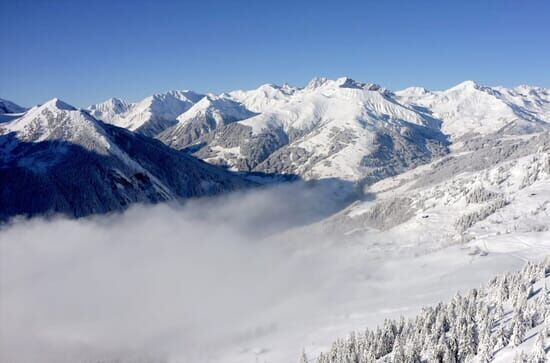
[0,181,527,363]
[0,182,355,362]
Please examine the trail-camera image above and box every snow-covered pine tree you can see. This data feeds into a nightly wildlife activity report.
[531,331,547,363]
[477,325,494,362]
[495,323,510,350]
[511,308,527,347]
[392,334,405,363]
[304,258,550,363]
[512,350,529,363]
[404,339,421,363]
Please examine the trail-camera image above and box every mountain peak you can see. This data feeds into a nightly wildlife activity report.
[41,98,77,111]
[106,97,126,106]
[305,77,385,92]
[89,97,129,112]
[448,80,481,91]
[153,90,204,104]
[335,76,364,89]
[305,77,330,89]
[397,86,430,95]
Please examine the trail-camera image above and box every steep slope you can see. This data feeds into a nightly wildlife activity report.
[89,78,549,189]
[158,94,256,149]
[323,131,550,254]
[88,90,205,136]
[87,97,130,121]
[0,99,251,220]
[305,258,550,363]
[0,98,25,114]
[191,77,448,185]
[228,83,297,112]
[396,81,550,140]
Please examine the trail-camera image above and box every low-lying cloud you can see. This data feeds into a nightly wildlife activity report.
[0,181,353,362]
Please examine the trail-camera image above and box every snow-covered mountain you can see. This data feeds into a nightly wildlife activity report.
[2,78,550,363]
[0,98,25,114]
[201,78,547,184]
[91,77,548,187]
[0,98,251,220]
[321,131,550,256]
[88,90,204,136]
[396,81,550,140]
[6,78,549,218]
[158,94,257,150]
[163,77,449,186]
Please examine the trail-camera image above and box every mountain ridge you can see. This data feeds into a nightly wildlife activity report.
[0,98,253,220]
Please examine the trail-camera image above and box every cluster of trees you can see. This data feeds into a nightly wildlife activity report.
[454,197,508,232]
[519,153,550,189]
[465,187,501,204]
[302,258,549,362]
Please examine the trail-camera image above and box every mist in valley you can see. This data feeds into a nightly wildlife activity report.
[0,182,362,362]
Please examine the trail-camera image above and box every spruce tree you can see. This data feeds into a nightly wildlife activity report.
[392,334,405,363]
[511,312,526,347]
[495,324,510,350]
[531,331,547,363]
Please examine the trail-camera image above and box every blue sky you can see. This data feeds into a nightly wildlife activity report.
[1,0,549,107]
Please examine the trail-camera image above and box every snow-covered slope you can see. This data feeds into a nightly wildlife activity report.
[156,78,548,186]
[158,94,256,149]
[227,82,298,113]
[2,80,550,363]
[396,81,550,140]
[0,98,26,114]
[323,131,550,256]
[306,258,550,363]
[88,90,204,136]
[187,77,448,185]
[0,99,251,220]
[87,78,549,187]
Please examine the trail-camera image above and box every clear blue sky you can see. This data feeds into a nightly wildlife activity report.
[1,0,549,107]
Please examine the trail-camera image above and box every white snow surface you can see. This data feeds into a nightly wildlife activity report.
[2,78,550,363]
[85,77,550,182]
[1,98,113,154]
[88,90,204,131]
[395,80,550,139]
[175,94,254,126]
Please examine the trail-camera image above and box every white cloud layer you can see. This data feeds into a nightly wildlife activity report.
[0,181,530,362]
[0,182,352,362]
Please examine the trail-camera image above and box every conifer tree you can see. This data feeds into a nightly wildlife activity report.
[299,350,309,363]
[478,327,494,363]
[392,334,405,363]
[511,311,527,347]
[531,331,547,363]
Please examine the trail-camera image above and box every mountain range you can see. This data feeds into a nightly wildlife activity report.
[0,98,251,220]
[1,78,550,363]
[90,77,550,184]
[1,77,549,221]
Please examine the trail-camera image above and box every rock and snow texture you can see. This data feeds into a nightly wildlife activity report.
[158,94,257,149]
[395,81,550,140]
[0,98,26,114]
[323,131,550,256]
[166,77,450,184]
[2,78,550,362]
[90,77,549,186]
[88,90,204,136]
[0,98,251,220]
